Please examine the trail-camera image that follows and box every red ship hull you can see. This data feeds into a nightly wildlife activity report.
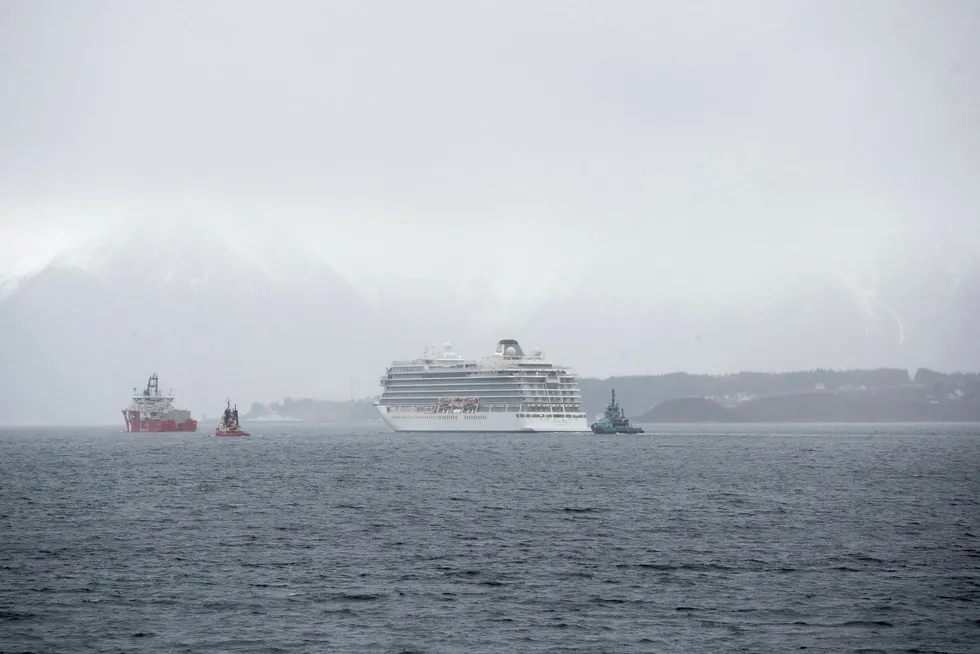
[215,429,248,437]
[122,409,198,433]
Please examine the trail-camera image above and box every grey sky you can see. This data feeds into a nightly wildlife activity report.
[1,0,978,290]
[1,0,980,420]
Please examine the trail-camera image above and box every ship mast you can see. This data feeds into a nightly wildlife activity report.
[131,373,175,416]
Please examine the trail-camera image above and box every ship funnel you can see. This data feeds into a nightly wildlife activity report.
[495,339,525,357]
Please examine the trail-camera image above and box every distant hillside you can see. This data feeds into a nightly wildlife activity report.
[580,368,980,419]
[635,390,980,424]
[580,368,914,417]
[245,397,381,423]
[639,397,732,422]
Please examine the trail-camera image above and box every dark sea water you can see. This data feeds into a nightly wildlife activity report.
[1,423,978,653]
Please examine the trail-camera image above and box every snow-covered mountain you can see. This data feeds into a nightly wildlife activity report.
[0,228,85,302]
[1,221,977,425]
[0,221,390,424]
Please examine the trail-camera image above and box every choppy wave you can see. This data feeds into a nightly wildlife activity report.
[0,423,978,652]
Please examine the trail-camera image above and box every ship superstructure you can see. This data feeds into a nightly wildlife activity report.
[375,339,590,432]
[122,373,197,433]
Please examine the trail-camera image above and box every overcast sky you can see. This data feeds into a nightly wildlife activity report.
[1,0,978,296]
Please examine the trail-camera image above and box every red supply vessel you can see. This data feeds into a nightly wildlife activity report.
[122,373,198,432]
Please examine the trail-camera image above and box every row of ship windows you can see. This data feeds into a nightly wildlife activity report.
[390,357,560,368]
[385,405,583,413]
[387,365,567,371]
[385,370,578,379]
[386,390,580,394]
[381,389,582,395]
[386,368,571,374]
[389,414,494,420]
[381,379,578,388]
[383,383,578,391]
[388,413,585,420]
[382,375,578,384]
[384,374,574,380]
[382,384,579,389]
[382,382,578,386]
[383,391,579,398]
[381,398,582,405]
[381,386,581,393]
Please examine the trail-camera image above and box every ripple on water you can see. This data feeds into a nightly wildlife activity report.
[0,423,978,653]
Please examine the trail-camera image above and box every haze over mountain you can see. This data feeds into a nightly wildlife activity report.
[0,219,977,425]
[1,1,978,423]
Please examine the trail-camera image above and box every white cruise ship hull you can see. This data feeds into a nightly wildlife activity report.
[377,406,590,433]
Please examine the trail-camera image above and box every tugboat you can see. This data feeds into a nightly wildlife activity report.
[215,399,249,437]
[590,389,644,434]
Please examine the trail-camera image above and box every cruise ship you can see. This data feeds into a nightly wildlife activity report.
[376,339,591,432]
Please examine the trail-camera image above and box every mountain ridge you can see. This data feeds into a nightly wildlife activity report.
[0,226,385,424]
[1,228,979,425]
